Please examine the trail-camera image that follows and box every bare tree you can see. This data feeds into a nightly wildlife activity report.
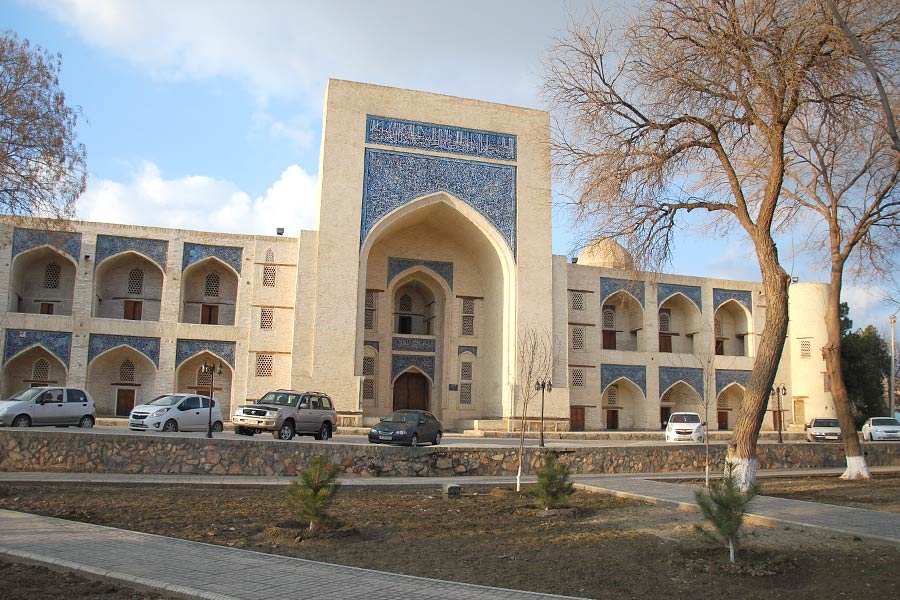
[782,98,900,479]
[1,31,86,219]
[515,327,554,492]
[545,0,878,488]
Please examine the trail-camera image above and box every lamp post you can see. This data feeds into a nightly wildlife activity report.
[536,377,552,447]
[201,361,222,438]
[772,384,786,443]
[891,314,897,419]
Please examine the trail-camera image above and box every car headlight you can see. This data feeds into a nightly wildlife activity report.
[151,408,170,417]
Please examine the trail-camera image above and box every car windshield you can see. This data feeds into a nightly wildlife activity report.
[670,414,700,424]
[872,418,899,426]
[257,392,298,407]
[381,411,419,424]
[8,388,44,402]
[147,395,184,407]
[813,419,839,427]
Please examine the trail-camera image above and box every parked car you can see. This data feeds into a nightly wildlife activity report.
[368,410,442,446]
[0,387,95,428]
[805,418,842,442]
[664,412,704,443]
[861,417,900,441]
[231,390,336,440]
[129,394,223,433]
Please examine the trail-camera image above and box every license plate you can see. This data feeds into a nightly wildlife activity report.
[826,435,839,440]
[379,435,392,440]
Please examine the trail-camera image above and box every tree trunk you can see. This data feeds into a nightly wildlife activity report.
[728,237,790,490]
[825,266,871,479]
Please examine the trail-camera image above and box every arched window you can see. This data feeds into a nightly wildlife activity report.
[204,272,220,297]
[607,385,618,405]
[264,248,275,263]
[32,359,49,381]
[362,353,377,405]
[44,262,61,289]
[127,268,144,295]
[714,317,723,338]
[659,312,670,332]
[398,294,413,313]
[120,360,135,382]
[459,357,474,405]
[603,307,616,329]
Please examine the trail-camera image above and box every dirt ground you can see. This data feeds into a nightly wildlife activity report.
[1,478,899,600]
[758,473,900,513]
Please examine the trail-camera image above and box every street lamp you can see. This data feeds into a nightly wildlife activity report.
[771,384,787,443]
[536,377,552,447]
[200,361,222,438]
[891,314,897,419]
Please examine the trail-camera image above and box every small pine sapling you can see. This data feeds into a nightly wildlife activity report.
[531,453,575,509]
[285,455,342,532]
[694,462,760,563]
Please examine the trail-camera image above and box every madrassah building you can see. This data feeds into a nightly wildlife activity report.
[0,80,831,432]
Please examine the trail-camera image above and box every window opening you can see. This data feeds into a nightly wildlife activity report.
[260,307,274,329]
[800,339,811,359]
[120,360,135,383]
[607,384,618,406]
[32,359,49,381]
[256,353,274,377]
[570,291,584,311]
[659,312,670,332]
[571,368,585,388]
[603,307,616,329]
[571,326,585,351]
[399,294,413,313]
[127,268,144,295]
[44,262,61,289]
[264,248,274,263]
[263,265,276,287]
[204,272,220,297]
[365,290,376,330]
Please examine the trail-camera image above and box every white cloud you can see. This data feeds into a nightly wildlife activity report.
[77,162,318,236]
[841,285,891,329]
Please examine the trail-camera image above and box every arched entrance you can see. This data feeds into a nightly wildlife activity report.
[393,371,430,411]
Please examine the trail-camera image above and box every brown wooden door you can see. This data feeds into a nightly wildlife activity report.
[717,410,729,430]
[659,334,672,353]
[201,304,219,325]
[715,339,725,355]
[124,300,142,320]
[602,330,617,350]
[393,372,429,411]
[660,407,672,429]
[40,302,54,315]
[570,407,585,431]
[606,409,619,430]
[116,389,136,417]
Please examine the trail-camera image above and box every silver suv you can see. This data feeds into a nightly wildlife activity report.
[232,390,337,441]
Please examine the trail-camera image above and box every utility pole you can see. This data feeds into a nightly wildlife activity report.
[891,314,896,418]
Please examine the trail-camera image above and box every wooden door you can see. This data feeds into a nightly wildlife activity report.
[606,409,619,430]
[393,372,429,411]
[659,334,672,353]
[717,410,729,430]
[793,398,805,426]
[660,407,672,429]
[124,300,143,320]
[116,389,136,417]
[602,330,617,350]
[201,304,219,325]
[570,407,585,431]
[40,302,54,315]
[715,339,725,355]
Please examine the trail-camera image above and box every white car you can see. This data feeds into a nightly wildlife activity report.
[665,412,705,442]
[861,417,900,441]
[805,418,842,442]
[129,393,223,433]
[0,387,95,428]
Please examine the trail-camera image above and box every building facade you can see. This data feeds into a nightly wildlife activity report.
[0,80,831,430]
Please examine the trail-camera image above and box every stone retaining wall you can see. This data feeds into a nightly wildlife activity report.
[2,430,900,477]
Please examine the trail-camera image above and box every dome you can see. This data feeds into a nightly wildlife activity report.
[576,239,635,269]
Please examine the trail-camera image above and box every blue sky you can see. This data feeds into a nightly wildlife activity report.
[3,0,892,330]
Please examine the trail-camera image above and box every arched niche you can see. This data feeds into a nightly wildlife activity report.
[716,383,745,430]
[174,352,235,416]
[1,347,67,399]
[601,290,644,351]
[93,252,165,321]
[179,258,239,325]
[714,300,752,357]
[658,293,702,354]
[602,377,645,430]
[8,247,77,316]
[660,380,704,417]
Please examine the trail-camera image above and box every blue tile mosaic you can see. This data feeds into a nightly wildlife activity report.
[12,228,81,264]
[715,369,751,396]
[387,257,453,290]
[391,354,435,382]
[458,346,478,357]
[96,235,169,272]
[600,364,646,396]
[366,115,517,161]
[362,149,517,255]
[88,334,160,367]
[3,329,71,368]
[392,336,436,353]
[601,278,645,307]
[364,341,380,351]
[181,243,243,275]
[713,288,753,314]
[657,283,703,312]
[175,339,236,369]
[659,366,705,398]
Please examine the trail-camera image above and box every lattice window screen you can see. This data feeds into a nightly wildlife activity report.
[607,385,618,405]
[255,353,274,377]
[603,308,615,329]
[571,327,585,351]
[460,382,472,404]
[263,266,276,287]
[365,290,376,330]
[571,368,585,387]
[800,339,811,359]
[714,317,723,338]
[32,359,49,381]
[362,355,376,401]
[717,394,728,408]
[197,368,211,387]
[460,361,473,381]
[570,291,584,311]
[264,248,275,263]
[399,294,413,313]
[44,262,61,289]
[127,269,144,295]
[205,272,220,297]
[659,313,670,332]
[260,308,274,329]
[462,316,475,336]
[120,360,135,382]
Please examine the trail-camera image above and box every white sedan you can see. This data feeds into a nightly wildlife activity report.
[861,417,900,441]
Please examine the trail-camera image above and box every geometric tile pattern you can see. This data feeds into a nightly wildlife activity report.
[458,345,478,357]
[362,149,517,255]
[12,228,82,264]
[96,235,169,272]
[181,243,243,275]
[601,277,645,307]
[387,257,454,290]
[175,339,236,369]
[715,369,752,396]
[366,115,517,161]
[600,363,646,396]
[391,354,435,382]
[657,282,703,312]
[659,366,705,398]
[713,288,753,314]
[88,334,161,367]
[392,336,436,353]
[3,329,72,368]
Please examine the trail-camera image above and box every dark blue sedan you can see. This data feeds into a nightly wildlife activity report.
[368,410,442,446]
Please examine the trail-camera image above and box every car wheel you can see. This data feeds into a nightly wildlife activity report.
[315,422,331,441]
[162,419,179,433]
[211,421,224,433]
[78,415,94,429]
[275,421,295,440]
[12,414,31,428]
[410,433,418,447]
[433,431,442,446]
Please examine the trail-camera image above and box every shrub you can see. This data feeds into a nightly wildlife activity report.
[694,462,760,563]
[531,453,575,509]
[285,455,342,531]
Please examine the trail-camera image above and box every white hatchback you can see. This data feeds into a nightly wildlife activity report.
[129,393,223,433]
[665,412,705,442]
[0,387,95,428]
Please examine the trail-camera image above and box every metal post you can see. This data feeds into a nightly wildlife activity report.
[206,363,214,438]
[537,378,551,448]
[891,315,896,418]
[777,385,785,444]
